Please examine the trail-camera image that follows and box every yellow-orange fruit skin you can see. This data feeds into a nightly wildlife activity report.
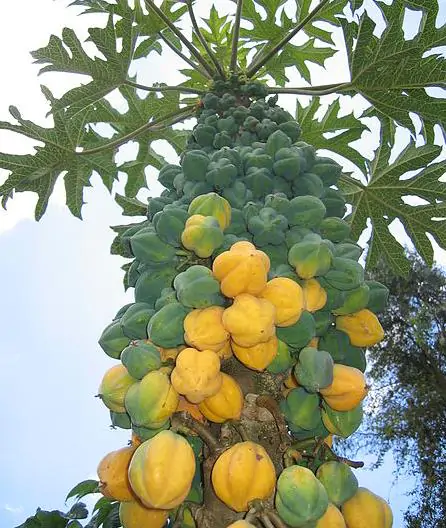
[336,309,384,347]
[341,487,393,528]
[184,306,230,352]
[222,294,276,347]
[231,335,278,371]
[315,503,346,527]
[320,364,368,411]
[259,277,304,326]
[211,441,276,512]
[198,373,244,423]
[171,347,222,404]
[98,364,136,413]
[302,278,327,312]
[213,241,270,298]
[128,430,196,510]
[119,499,169,528]
[97,445,136,501]
[226,522,257,528]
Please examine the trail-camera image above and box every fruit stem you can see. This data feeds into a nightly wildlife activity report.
[260,513,275,528]
[173,411,219,452]
[267,511,288,528]
[228,420,250,442]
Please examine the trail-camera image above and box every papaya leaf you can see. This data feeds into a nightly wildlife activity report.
[338,122,446,276]
[0,89,118,220]
[296,97,368,171]
[32,6,139,118]
[341,1,446,141]
[115,194,148,216]
[66,480,100,502]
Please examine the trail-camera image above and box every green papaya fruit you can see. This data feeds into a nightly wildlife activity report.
[158,164,181,190]
[267,340,295,374]
[319,217,351,243]
[323,258,364,291]
[247,207,289,246]
[130,228,176,265]
[294,347,334,393]
[311,156,342,186]
[266,130,292,157]
[288,239,333,279]
[134,266,177,305]
[321,401,363,438]
[313,310,335,336]
[132,421,171,441]
[292,172,324,198]
[366,280,389,313]
[278,120,301,142]
[154,287,178,311]
[286,196,326,229]
[332,283,370,315]
[174,265,225,308]
[120,302,155,340]
[333,243,362,260]
[98,321,131,359]
[276,311,316,351]
[321,188,347,218]
[316,461,358,507]
[153,207,189,247]
[147,302,190,348]
[110,410,132,430]
[121,340,162,380]
[280,387,321,431]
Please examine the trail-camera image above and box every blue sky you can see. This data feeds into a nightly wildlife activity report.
[0,1,444,527]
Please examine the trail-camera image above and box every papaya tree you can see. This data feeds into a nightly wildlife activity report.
[3,1,445,527]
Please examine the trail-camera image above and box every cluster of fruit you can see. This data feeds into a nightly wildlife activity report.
[95,91,393,527]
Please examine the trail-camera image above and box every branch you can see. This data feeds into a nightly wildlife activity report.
[267,511,288,528]
[124,79,206,95]
[260,514,275,528]
[267,82,352,96]
[186,0,226,78]
[228,420,250,442]
[78,105,195,156]
[256,395,291,450]
[336,456,365,469]
[144,0,215,78]
[246,0,332,77]
[230,0,244,72]
[173,411,219,452]
[158,32,212,80]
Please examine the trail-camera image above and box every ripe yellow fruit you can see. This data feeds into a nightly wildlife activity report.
[222,294,276,347]
[259,277,304,326]
[336,309,384,347]
[171,347,222,404]
[302,278,327,312]
[231,335,278,371]
[199,373,244,423]
[213,241,270,298]
[128,430,196,509]
[97,445,136,501]
[184,306,229,352]
[119,499,169,528]
[341,487,393,528]
[212,441,276,512]
[320,364,367,411]
[98,364,136,413]
[315,503,346,527]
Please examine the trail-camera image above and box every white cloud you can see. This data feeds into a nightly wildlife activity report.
[3,504,23,514]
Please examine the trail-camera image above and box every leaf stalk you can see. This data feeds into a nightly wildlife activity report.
[267,82,353,96]
[230,0,244,72]
[246,0,332,78]
[124,80,206,95]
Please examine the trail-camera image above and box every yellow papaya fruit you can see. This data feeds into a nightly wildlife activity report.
[231,335,278,371]
[302,278,327,312]
[98,364,136,413]
[119,499,169,528]
[212,441,276,512]
[181,214,224,258]
[97,445,136,501]
[341,487,393,528]
[222,294,276,347]
[128,430,196,509]
[315,502,346,527]
[336,309,384,347]
[171,347,222,403]
[198,373,244,423]
[176,395,207,425]
[184,306,230,352]
[188,192,232,230]
[213,241,270,298]
[320,364,367,412]
[226,522,257,528]
[259,277,304,326]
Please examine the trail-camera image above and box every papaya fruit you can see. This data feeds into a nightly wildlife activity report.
[125,370,179,428]
[120,303,154,340]
[184,306,230,353]
[147,302,190,348]
[120,340,162,380]
[285,196,326,229]
[198,373,244,423]
[171,347,222,404]
[267,339,294,373]
[97,444,136,501]
[294,347,334,393]
[188,192,231,229]
[320,365,367,412]
[98,321,131,359]
[132,421,170,442]
[247,207,289,246]
[226,521,257,528]
[130,228,176,265]
[231,335,278,371]
[332,284,370,316]
[128,430,196,509]
[314,503,346,527]
[302,278,327,312]
[259,277,304,327]
[98,364,136,413]
[321,402,363,438]
[316,461,358,507]
[181,215,224,258]
[134,266,177,306]
[323,258,364,291]
[153,206,189,247]
[174,265,225,308]
[109,410,131,430]
[276,311,316,350]
[212,441,276,512]
[288,238,333,279]
[319,217,351,242]
[336,309,384,347]
[119,499,169,528]
[280,387,321,431]
[275,465,329,527]
[222,294,276,347]
[365,280,389,313]
[213,241,270,297]
[341,487,393,528]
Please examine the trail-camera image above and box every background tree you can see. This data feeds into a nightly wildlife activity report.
[341,254,446,527]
